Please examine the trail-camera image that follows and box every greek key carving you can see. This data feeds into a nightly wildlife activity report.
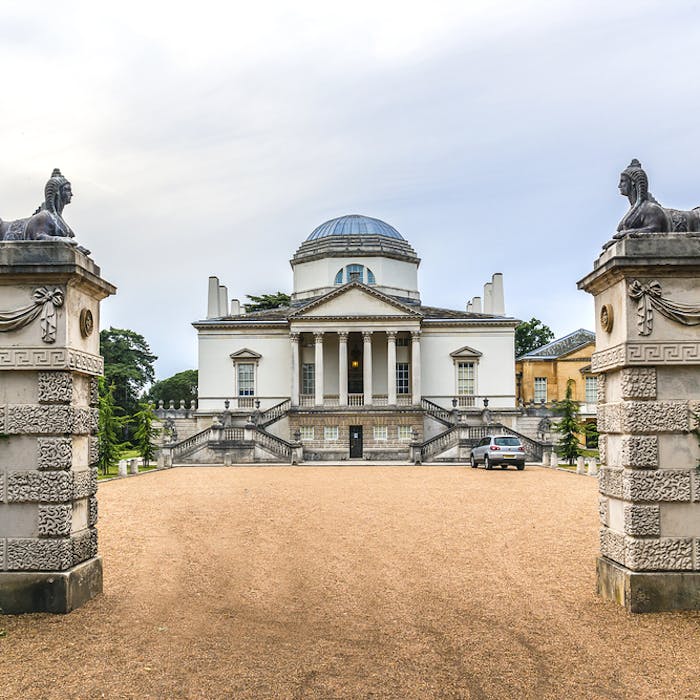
[37,437,73,470]
[71,528,98,565]
[625,537,693,571]
[37,371,73,404]
[622,469,692,502]
[623,504,660,536]
[591,342,700,372]
[599,467,623,498]
[38,504,73,537]
[619,436,658,469]
[7,537,73,571]
[7,471,73,503]
[619,368,656,400]
[0,347,103,375]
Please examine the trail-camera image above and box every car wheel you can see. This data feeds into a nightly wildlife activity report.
[516,463,525,471]
[470,454,477,468]
[501,465,508,470]
[484,456,492,470]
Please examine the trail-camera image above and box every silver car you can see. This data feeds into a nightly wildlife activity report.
[470,435,526,470]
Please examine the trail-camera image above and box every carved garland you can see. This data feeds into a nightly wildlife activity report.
[0,287,64,343]
[629,280,700,336]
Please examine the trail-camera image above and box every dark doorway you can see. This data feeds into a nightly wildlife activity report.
[349,425,363,458]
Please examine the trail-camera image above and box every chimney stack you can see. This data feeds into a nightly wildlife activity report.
[207,276,220,319]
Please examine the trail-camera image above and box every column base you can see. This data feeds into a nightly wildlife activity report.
[597,556,700,613]
[0,556,103,615]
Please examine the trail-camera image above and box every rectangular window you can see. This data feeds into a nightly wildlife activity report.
[373,426,388,441]
[398,425,413,441]
[396,362,410,394]
[396,336,410,347]
[324,426,339,441]
[534,377,547,402]
[585,376,598,404]
[299,426,314,441]
[302,363,315,395]
[457,362,475,395]
[237,363,255,396]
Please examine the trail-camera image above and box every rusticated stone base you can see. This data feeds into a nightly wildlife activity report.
[597,556,700,613]
[0,556,102,614]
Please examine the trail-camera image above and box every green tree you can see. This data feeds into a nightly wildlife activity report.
[133,402,160,467]
[244,292,291,312]
[97,379,128,476]
[515,318,555,357]
[552,380,583,465]
[147,369,198,407]
[100,328,157,416]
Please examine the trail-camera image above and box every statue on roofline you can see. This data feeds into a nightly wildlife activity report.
[614,159,700,237]
[0,168,88,253]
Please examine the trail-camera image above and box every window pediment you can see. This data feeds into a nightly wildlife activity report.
[450,345,483,359]
[230,348,262,360]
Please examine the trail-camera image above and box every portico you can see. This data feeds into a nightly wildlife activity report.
[289,326,421,407]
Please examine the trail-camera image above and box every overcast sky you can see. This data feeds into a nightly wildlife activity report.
[2,1,700,380]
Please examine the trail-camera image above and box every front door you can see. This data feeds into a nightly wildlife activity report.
[349,425,363,458]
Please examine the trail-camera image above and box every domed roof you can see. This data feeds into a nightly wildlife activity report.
[307,214,404,241]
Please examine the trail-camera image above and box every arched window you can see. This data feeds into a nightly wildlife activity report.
[333,264,377,285]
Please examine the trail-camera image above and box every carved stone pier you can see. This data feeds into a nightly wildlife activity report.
[0,242,115,613]
[579,233,700,612]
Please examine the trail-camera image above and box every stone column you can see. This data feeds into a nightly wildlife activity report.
[579,233,700,612]
[387,331,397,405]
[0,242,116,614]
[314,331,324,406]
[363,331,373,405]
[290,333,300,406]
[338,331,348,406]
[411,331,422,403]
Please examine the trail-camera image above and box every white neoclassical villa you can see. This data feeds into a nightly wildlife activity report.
[177,215,521,462]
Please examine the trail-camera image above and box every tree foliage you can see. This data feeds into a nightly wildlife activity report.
[97,379,128,475]
[515,318,555,357]
[552,380,583,465]
[147,370,198,407]
[244,292,291,312]
[133,402,160,467]
[100,328,157,416]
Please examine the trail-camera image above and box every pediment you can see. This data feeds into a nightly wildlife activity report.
[450,345,483,359]
[290,283,422,319]
[229,348,262,360]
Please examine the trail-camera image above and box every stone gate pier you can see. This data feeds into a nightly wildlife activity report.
[0,242,115,613]
[579,232,700,612]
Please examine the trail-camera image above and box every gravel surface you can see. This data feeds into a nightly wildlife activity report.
[1,465,699,699]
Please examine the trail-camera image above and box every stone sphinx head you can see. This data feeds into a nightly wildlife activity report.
[43,168,73,215]
[618,159,649,206]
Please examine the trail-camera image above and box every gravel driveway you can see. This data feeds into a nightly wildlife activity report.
[1,465,699,699]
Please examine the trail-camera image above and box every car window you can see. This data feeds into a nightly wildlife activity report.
[495,437,521,447]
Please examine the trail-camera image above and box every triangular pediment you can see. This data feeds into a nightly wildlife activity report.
[450,345,483,359]
[290,282,422,319]
[229,348,262,360]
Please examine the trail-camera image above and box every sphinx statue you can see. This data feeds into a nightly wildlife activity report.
[0,168,79,245]
[614,159,700,236]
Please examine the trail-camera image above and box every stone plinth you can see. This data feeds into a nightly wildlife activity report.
[0,242,115,613]
[579,233,700,612]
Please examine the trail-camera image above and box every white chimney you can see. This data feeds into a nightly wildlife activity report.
[230,298,241,315]
[466,301,473,312]
[483,282,493,314]
[218,285,229,316]
[207,276,220,319]
[491,273,505,315]
[472,296,482,313]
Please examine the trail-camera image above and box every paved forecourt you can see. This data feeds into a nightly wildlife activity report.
[1,465,698,699]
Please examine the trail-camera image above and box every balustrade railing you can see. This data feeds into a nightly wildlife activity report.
[421,398,453,425]
[259,399,291,427]
[222,427,245,441]
[420,426,458,460]
[171,427,211,458]
[255,428,293,460]
[348,394,364,406]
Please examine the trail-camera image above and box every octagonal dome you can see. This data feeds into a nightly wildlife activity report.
[307,214,404,241]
